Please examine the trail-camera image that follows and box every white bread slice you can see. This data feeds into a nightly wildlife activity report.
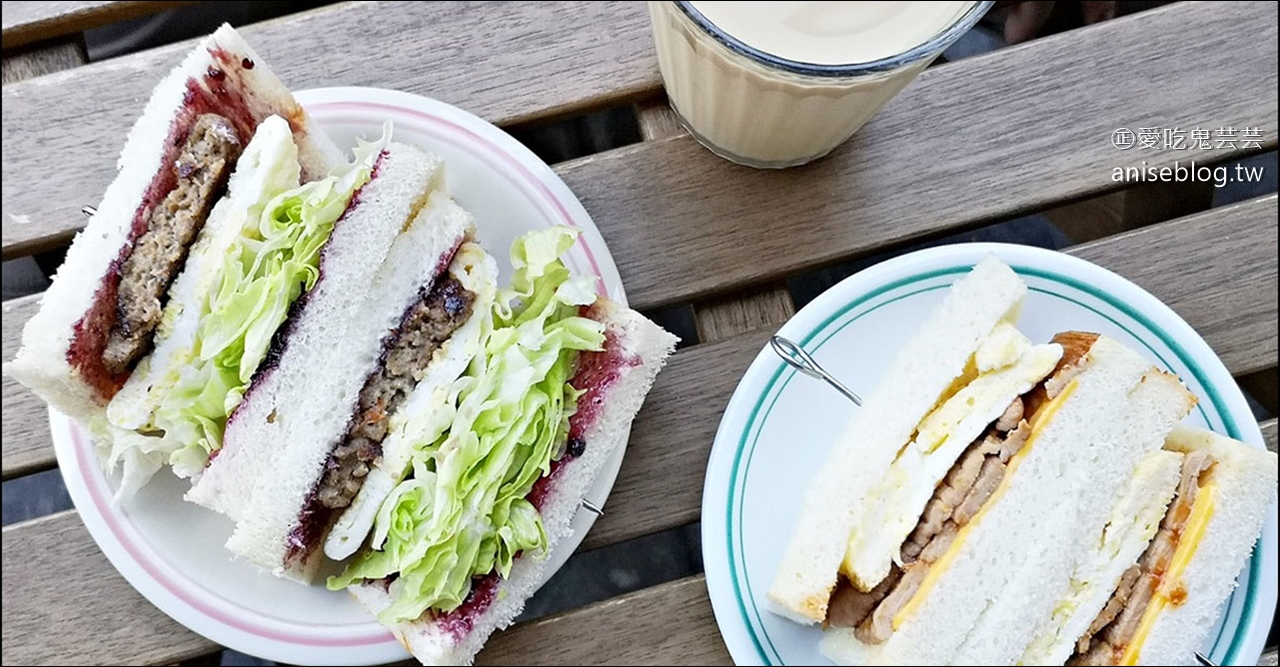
[769,256,1027,623]
[1017,449,1184,665]
[197,24,339,180]
[842,327,1062,590]
[4,24,340,424]
[106,115,302,433]
[325,243,499,561]
[222,189,473,581]
[1130,426,1278,666]
[952,367,1196,665]
[186,143,444,522]
[819,336,1164,665]
[349,299,678,665]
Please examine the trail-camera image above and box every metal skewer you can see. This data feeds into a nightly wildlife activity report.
[770,335,862,406]
[1194,651,1217,666]
[82,205,97,217]
[580,499,604,517]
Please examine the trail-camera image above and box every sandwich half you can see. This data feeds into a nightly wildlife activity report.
[768,256,1036,623]
[330,228,677,665]
[93,117,395,496]
[200,187,481,579]
[947,354,1197,665]
[6,24,340,427]
[186,142,449,524]
[197,221,676,662]
[1019,426,1277,666]
[815,333,1195,665]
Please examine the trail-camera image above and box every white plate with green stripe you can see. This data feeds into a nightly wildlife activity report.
[701,243,1276,666]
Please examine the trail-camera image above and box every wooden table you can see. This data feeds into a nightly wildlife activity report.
[2,1,1276,665]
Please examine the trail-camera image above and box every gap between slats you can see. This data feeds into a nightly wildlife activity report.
[1,2,193,50]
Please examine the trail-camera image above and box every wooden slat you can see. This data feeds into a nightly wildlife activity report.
[1,510,218,665]
[1068,194,1279,377]
[2,294,52,479]
[635,99,682,142]
[1,37,86,83]
[2,1,190,50]
[694,284,795,345]
[1,0,661,257]
[555,1,1277,310]
[479,576,731,666]
[9,3,1278,269]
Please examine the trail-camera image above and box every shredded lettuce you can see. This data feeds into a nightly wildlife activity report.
[328,227,604,624]
[142,133,387,479]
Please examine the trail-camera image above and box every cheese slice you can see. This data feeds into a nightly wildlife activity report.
[1119,482,1217,665]
[892,379,1079,629]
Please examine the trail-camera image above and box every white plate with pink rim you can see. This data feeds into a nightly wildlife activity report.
[49,86,627,665]
[701,243,1277,666]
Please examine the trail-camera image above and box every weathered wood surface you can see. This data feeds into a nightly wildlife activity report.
[1,0,661,257]
[1,37,84,82]
[556,1,1277,309]
[2,1,188,50]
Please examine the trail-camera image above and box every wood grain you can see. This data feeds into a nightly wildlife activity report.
[694,285,795,345]
[1,1,661,257]
[479,576,730,666]
[2,294,52,479]
[1263,418,1277,454]
[1,510,218,665]
[1068,194,1279,377]
[2,1,190,50]
[636,99,683,142]
[1,37,85,83]
[554,1,1277,310]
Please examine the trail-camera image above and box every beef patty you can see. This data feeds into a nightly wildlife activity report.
[103,113,242,374]
[317,275,477,511]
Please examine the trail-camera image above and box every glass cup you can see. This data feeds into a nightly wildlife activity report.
[647,1,993,168]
